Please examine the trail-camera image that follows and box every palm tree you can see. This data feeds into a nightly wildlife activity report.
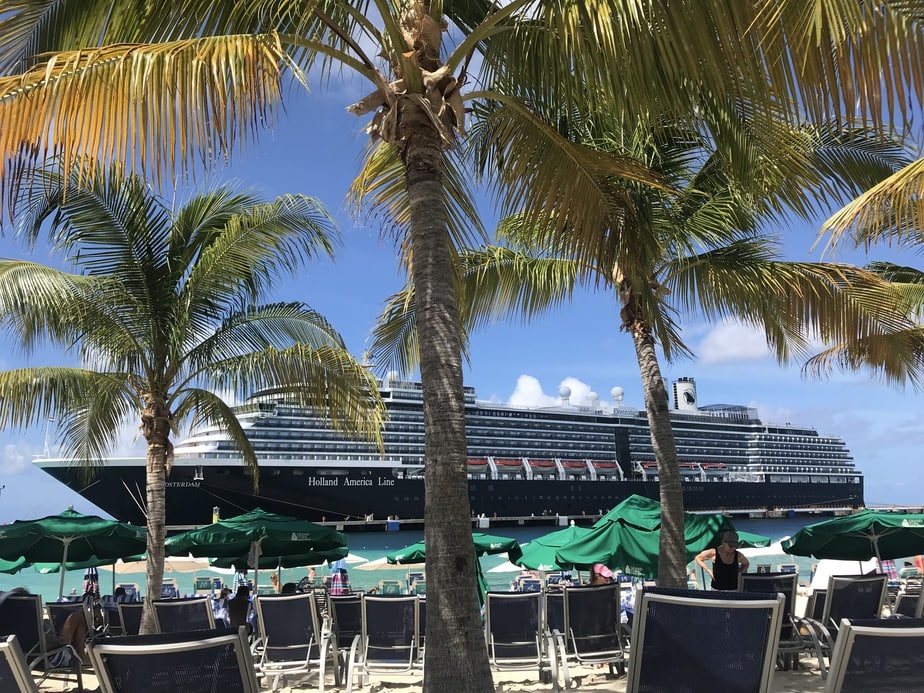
[0,164,384,633]
[0,1,921,686]
[369,115,917,586]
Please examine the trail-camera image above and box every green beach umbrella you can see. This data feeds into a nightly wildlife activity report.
[165,508,347,589]
[515,525,590,571]
[208,545,348,570]
[736,531,772,549]
[556,494,732,578]
[782,509,924,565]
[165,508,347,559]
[0,508,147,597]
[0,556,28,574]
[387,532,523,564]
[387,533,522,604]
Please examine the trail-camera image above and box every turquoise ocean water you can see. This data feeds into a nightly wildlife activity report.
[0,517,899,600]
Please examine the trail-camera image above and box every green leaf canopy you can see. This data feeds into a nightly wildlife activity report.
[782,509,924,563]
[165,508,347,561]
[556,495,732,578]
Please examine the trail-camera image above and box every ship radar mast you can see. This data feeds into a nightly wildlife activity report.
[558,385,571,406]
[611,386,624,412]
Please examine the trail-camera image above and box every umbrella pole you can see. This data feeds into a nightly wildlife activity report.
[58,538,72,599]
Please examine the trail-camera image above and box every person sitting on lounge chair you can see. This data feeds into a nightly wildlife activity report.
[1,587,88,664]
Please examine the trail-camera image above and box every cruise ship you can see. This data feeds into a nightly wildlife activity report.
[34,376,863,527]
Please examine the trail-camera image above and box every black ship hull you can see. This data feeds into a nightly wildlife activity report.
[40,462,865,528]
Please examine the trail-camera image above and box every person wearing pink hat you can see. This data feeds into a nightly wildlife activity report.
[589,562,615,585]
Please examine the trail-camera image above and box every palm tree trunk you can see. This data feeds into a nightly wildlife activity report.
[632,329,687,587]
[621,290,687,588]
[404,131,493,692]
[141,400,169,634]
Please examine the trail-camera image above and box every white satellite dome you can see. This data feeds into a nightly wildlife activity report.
[559,385,572,399]
[611,386,624,402]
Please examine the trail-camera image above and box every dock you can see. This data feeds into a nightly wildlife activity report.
[323,505,883,533]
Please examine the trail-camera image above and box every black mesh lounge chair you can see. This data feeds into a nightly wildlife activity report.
[483,591,558,690]
[87,626,259,692]
[0,635,40,693]
[627,587,784,693]
[152,597,216,633]
[117,603,144,636]
[344,595,420,693]
[0,592,83,691]
[551,582,626,689]
[252,593,338,692]
[892,589,924,618]
[740,572,803,670]
[823,617,924,693]
[329,594,363,681]
[46,601,93,637]
[796,574,888,680]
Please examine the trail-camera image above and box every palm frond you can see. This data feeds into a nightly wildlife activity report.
[802,328,924,390]
[0,367,136,463]
[348,140,486,264]
[172,387,263,487]
[204,344,385,447]
[366,283,420,377]
[0,33,294,215]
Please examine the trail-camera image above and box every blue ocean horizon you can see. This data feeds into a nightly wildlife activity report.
[0,517,880,599]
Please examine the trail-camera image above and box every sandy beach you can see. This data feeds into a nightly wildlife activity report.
[38,658,828,692]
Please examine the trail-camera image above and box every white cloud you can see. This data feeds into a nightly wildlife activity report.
[505,375,616,410]
[507,375,558,407]
[1,443,30,474]
[698,321,771,364]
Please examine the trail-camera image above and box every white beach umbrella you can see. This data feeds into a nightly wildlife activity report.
[353,556,426,571]
[809,558,878,592]
[739,537,790,559]
[488,559,523,573]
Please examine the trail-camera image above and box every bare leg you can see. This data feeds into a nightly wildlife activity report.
[56,612,88,663]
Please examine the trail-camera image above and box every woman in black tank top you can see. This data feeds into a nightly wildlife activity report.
[694,531,750,590]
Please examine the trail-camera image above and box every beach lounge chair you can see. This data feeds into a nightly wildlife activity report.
[328,594,363,682]
[117,603,144,636]
[160,579,180,599]
[803,589,826,620]
[552,582,626,689]
[483,591,558,690]
[0,635,40,693]
[87,626,259,692]
[117,584,140,602]
[0,592,83,691]
[627,587,784,693]
[823,617,924,693]
[739,572,803,670]
[892,588,924,618]
[251,592,338,692]
[343,594,421,693]
[193,576,214,596]
[45,601,92,637]
[796,573,888,679]
[151,597,216,633]
[378,579,404,596]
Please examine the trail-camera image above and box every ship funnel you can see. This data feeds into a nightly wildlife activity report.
[673,377,698,411]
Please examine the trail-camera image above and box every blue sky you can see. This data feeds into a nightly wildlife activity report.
[0,80,921,523]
